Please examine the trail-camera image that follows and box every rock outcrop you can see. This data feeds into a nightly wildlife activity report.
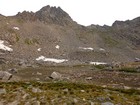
[50,72,62,80]
[35,5,74,26]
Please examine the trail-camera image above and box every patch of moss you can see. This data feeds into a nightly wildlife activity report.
[32,38,39,44]
[104,36,119,46]
[94,65,106,69]
[24,38,39,45]
[118,67,140,73]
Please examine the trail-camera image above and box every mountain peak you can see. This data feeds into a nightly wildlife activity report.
[16,11,36,21]
[15,5,74,26]
[35,5,74,26]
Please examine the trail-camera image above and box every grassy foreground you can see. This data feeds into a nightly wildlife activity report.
[0,81,140,105]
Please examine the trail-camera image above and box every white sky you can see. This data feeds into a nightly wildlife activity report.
[0,0,140,26]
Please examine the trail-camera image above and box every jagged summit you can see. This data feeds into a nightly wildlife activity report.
[15,5,74,26]
[16,11,36,21]
[112,16,140,28]
[35,5,74,25]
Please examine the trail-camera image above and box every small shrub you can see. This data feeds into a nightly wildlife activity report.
[32,38,39,44]
[25,38,32,45]
[24,38,39,45]
[15,34,20,42]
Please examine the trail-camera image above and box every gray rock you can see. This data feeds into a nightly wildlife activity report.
[73,98,78,103]
[96,96,111,102]
[86,77,92,80]
[18,59,33,67]
[18,59,28,66]
[63,103,67,105]
[32,87,42,93]
[25,102,31,105]
[101,102,114,105]
[36,72,42,75]
[0,102,4,105]
[50,72,62,80]
[0,71,12,81]
[36,78,40,81]
[63,88,69,92]
[0,88,6,94]
[90,101,94,105]
[0,71,5,79]
[8,68,18,74]
[8,100,19,105]
[22,93,29,99]
[33,101,40,105]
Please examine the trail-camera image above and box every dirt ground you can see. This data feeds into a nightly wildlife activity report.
[13,64,140,89]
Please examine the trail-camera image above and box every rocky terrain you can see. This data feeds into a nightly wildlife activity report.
[0,5,139,64]
[0,5,140,105]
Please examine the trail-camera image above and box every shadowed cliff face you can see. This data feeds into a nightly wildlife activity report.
[0,5,139,64]
[111,18,140,48]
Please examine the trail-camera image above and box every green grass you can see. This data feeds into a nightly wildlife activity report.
[0,81,140,104]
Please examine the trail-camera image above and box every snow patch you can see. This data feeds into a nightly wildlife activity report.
[55,45,60,49]
[37,48,41,51]
[79,47,94,51]
[0,40,13,51]
[13,27,19,30]
[36,56,68,63]
[135,58,140,62]
[90,62,107,65]
[99,48,105,51]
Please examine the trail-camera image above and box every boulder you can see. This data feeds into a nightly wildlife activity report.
[50,72,62,80]
[8,68,18,74]
[0,71,12,81]
[101,102,114,105]
[85,77,92,80]
[0,88,6,94]
[32,87,42,93]
[36,72,42,75]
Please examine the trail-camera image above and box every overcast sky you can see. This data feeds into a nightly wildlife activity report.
[0,0,140,26]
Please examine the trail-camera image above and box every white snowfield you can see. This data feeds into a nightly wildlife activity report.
[36,56,68,63]
[13,27,20,30]
[79,47,94,51]
[55,45,60,49]
[0,40,13,51]
[90,62,107,65]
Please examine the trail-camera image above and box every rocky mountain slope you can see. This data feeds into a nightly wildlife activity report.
[0,5,140,65]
